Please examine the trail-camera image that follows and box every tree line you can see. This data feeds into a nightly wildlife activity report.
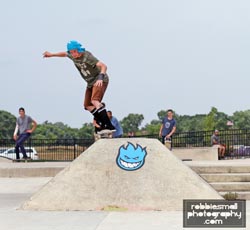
[1,107,250,139]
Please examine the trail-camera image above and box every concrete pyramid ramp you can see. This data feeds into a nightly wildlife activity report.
[22,138,222,211]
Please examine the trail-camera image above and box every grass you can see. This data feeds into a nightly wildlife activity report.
[35,146,87,161]
[223,192,238,200]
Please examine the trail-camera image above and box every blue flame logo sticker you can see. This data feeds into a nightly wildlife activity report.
[116,142,147,171]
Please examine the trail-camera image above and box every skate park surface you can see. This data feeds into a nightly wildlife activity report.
[0,138,249,230]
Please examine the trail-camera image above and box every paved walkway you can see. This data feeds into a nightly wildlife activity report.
[0,160,249,229]
[185,158,250,166]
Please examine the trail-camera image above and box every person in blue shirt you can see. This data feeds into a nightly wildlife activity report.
[107,111,123,138]
[159,109,176,148]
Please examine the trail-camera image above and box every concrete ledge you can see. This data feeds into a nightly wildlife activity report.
[0,167,64,177]
[210,182,250,192]
[172,146,218,161]
[200,173,250,182]
[0,162,69,178]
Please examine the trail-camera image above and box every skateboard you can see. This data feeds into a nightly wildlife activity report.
[12,158,32,163]
[164,139,172,150]
[95,130,113,141]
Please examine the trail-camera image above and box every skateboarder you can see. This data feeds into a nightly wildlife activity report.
[13,107,37,160]
[43,40,115,132]
[159,109,176,149]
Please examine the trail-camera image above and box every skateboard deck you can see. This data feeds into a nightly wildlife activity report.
[12,158,32,163]
[164,139,172,150]
[95,130,113,141]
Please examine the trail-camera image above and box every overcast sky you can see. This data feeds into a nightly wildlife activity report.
[1,0,250,128]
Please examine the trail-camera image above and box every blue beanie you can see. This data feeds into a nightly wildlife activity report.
[67,40,85,53]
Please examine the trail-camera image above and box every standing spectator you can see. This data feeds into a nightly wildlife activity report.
[211,130,226,160]
[43,40,115,133]
[159,109,176,149]
[13,107,37,160]
[107,111,123,138]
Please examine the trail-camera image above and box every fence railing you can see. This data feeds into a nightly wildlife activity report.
[137,129,250,159]
[172,129,250,149]
[0,138,94,161]
[1,129,250,161]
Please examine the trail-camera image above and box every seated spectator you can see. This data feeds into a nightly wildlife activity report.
[211,130,226,160]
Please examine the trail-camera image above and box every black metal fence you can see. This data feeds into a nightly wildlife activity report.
[0,138,94,161]
[1,129,250,161]
[137,129,250,159]
[171,129,250,159]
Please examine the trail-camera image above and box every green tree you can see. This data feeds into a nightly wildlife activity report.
[120,113,144,134]
[0,110,16,139]
[176,114,206,132]
[78,123,94,138]
[33,121,81,139]
[215,111,230,130]
[204,107,217,131]
[139,110,166,135]
[157,110,167,121]
[143,119,161,135]
[204,107,228,131]
[232,110,250,129]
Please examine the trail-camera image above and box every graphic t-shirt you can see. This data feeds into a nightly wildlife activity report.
[161,117,176,136]
[67,51,109,88]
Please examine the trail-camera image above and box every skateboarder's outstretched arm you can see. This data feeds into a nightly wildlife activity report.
[43,51,67,58]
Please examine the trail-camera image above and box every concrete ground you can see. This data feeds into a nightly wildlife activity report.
[0,160,249,229]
